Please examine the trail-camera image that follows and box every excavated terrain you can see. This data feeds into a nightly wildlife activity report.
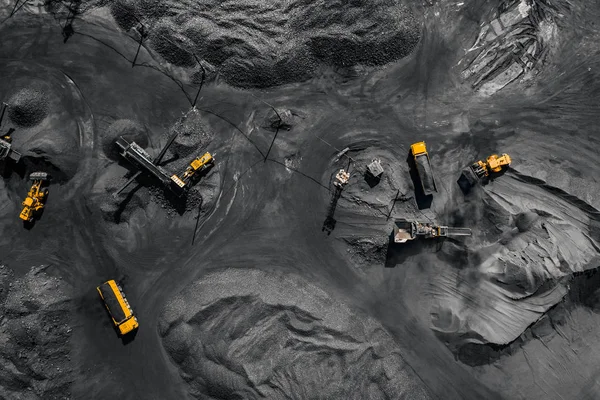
[1,0,600,399]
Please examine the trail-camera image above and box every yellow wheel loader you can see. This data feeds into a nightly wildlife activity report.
[19,172,49,222]
[458,153,511,192]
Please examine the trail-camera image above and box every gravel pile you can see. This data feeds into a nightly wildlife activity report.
[102,119,149,160]
[7,88,49,127]
[0,265,75,399]
[159,268,432,399]
[106,0,421,87]
[170,109,212,157]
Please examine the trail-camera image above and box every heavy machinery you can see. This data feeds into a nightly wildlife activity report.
[19,172,49,222]
[410,141,437,196]
[334,169,350,188]
[180,152,214,184]
[458,153,511,192]
[115,135,186,197]
[0,131,21,163]
[393,219,471,243]
[115,133,214,198]
[97,279,139,336]
[114,133,214,197]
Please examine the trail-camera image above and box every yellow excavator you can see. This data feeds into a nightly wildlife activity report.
[19,172,49,222]
[458,153,511,192]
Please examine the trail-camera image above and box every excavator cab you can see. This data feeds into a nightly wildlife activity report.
[19,172,49,223]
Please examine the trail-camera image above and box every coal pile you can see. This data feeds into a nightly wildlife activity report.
[105,0,421,87]
[170,109,212,157]
[159,268,432,400]
[429,173,600,355]
[0,265,75,399]
[7,88,49,127]
[102,119,149,160]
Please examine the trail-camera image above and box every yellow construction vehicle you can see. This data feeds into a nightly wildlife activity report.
[169,152,215,193]
[97,279,139,336]
[458,153,511,192]
[410,141,438,196]
[19,172,49,222]
[393,219,472,243]
[181,152,214,182]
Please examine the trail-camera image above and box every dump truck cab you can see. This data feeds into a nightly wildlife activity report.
[96,280,139,336]
[410,141,427,156]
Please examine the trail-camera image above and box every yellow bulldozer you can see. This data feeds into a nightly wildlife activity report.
[19,172,49,222]
[458,153,511,192]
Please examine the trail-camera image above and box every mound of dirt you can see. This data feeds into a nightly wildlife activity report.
[0,264,75,399]
[109,0,139,31]
[170,109,212,157]
[102,119,149,160]
[159,268,431,400]
[430,174,600,353]
[7,88,49,127]
[262,108,295,132]
[106,0,421,87]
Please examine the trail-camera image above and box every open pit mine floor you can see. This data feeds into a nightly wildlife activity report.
[1,0,600,399]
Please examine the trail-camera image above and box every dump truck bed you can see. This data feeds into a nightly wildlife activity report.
[415,153,438,195]
[97,282,128,324]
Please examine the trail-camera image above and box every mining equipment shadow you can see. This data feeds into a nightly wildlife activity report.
[364,170,381,188]
[568,266,600,310]
[121,328,138,345]
[98,295,139,345]
[1,157,26,180]
[384,231,429,268]
[113,181,142,224]
[322,216,336,235]
[406,151,433,210]
[322,186,343,235]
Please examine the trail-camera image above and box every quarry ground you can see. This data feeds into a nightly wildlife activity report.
[1,0,600,399]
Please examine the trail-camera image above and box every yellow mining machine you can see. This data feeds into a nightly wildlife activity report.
[410,141,437,196]
[458,153,511,192]
[179,152,214,184]
[393,219,471,243]
[19,172,49,222]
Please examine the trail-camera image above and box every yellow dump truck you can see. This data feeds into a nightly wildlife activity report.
[410,141,438,196]
[96,280,139,336]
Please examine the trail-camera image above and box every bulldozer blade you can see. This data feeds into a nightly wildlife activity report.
[113,170,141,198]
[29,172,49,181]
